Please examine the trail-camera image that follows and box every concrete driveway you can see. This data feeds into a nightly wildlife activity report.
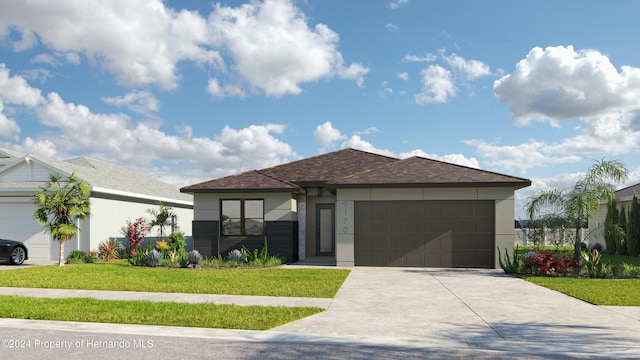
[272,267,640,357]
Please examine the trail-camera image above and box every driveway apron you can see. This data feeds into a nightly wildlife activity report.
[271,267,640,355]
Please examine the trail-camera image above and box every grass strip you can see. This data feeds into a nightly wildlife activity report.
[0,296,323,330]
[0,264,350,298]
[525,277,640,306]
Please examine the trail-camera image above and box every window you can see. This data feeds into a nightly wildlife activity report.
[221,199,264,236]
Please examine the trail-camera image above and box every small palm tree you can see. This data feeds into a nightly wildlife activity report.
[34,172,91,266]
[526,159,628,262]
[147,202,175,241]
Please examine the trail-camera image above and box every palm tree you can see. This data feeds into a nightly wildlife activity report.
[147,202,175,241]
[34,172,91,266]
[526,159,628,262]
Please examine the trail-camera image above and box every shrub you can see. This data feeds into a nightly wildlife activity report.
[497,246,520,274]
[122,218,149,256]
[168,231,186,252]
[178,250,190,268]
[99,238,123,262]
[155,240,170,254]
[582,249,612,278]
[128,247,149,266]
[188,249,203,267]
[524,250,578,276]
[146,249,163,267]
[66,250,90,264]
[227,249,243,262]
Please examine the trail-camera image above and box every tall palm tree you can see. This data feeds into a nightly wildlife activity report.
[526,159,628,262]
[34,172,91,266]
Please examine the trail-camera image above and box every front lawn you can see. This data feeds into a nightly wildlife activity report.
[525,277,640,306]
[0,296,323,330]
[0,264,350,298]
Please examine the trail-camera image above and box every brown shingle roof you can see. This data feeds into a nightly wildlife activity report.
[616,182,640,201]
[261,148,398,183]
[181,170,300,193]
[181,148,531,193]
[328,156,531,189]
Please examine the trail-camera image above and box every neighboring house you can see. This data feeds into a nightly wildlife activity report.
[0,148,193,261]
[590,182,640,250]
[181,148,531,268]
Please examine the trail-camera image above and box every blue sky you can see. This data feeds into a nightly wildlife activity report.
[1,0,640,218]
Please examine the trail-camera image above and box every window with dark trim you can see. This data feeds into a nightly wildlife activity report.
[221,199,264,236]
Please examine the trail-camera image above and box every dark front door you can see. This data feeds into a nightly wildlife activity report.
[316,204,335,256]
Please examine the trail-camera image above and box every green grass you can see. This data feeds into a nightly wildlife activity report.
[601,254,640,267]
[525,277,640,306]
[0,264,350,298]
[0,296,323,330]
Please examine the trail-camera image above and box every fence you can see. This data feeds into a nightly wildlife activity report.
[514,227,588,248]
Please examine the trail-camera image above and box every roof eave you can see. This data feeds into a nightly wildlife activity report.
[328,181,532,190]
[181,187,304,194]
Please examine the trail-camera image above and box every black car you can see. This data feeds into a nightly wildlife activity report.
[0,239,28,265]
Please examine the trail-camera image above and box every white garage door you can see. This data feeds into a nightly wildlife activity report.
[0,202,52,260]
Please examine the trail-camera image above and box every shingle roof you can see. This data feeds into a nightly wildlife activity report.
[0,148,192,205]
[616,182,640,201]
[328,156,531,189]
[181,170,301,192]
[181,148,531,193]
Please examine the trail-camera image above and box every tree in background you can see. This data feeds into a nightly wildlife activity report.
[627,195,640,256]
[34,172,90,266]
[619,205,628,255]
[603,199,619,254]
[147,202,176,241]
[526,159,628,262]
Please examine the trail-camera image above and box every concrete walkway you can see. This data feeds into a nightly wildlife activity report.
[2,265,640,357]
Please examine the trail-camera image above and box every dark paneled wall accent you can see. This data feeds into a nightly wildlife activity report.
[265,221,298,263]
[214,221,297,263]
[192,221,219,257]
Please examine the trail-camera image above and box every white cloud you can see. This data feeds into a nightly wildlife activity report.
[341,135,395,157]
[414,65,456,104]
[314,121,346,147]
[464,139,581,174]
[0,102,20,140]
[0,0,223,90]
[208,0,369,97]
[397,72,409,81]
[389,0,409,10]
[398,149,480,168]
[206,78,246,99]
[403,53,437,63]
[443,53,491,80]
[101,91,160,116]
[494,45,640,126]
[0,64,45,106]
[385,23,399,30]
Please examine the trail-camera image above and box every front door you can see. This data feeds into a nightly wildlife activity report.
[316,204,335,256]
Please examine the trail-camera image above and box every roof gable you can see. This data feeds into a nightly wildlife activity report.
[0,147,192,204]
[261,148,398,183]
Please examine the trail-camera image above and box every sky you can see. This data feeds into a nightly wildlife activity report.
[1,0,640,219]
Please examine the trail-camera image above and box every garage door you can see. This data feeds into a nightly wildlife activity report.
[0,202,52,260]
[354,200,494,268]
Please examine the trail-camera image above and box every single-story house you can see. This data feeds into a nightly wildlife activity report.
[0,148,193,260]
[181,148,531,268]
[590,182,640,250]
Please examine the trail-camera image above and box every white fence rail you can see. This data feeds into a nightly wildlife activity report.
[514,228,588,247]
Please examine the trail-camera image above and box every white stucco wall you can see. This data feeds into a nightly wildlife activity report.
[86,195,193,252]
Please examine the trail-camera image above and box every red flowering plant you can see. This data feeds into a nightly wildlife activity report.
[524,251,579,276]
[122,218,149,256]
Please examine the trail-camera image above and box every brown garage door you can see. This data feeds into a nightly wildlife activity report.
[354,200,494,268]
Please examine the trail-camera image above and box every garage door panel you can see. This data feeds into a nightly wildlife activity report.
[354,200,494,268]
